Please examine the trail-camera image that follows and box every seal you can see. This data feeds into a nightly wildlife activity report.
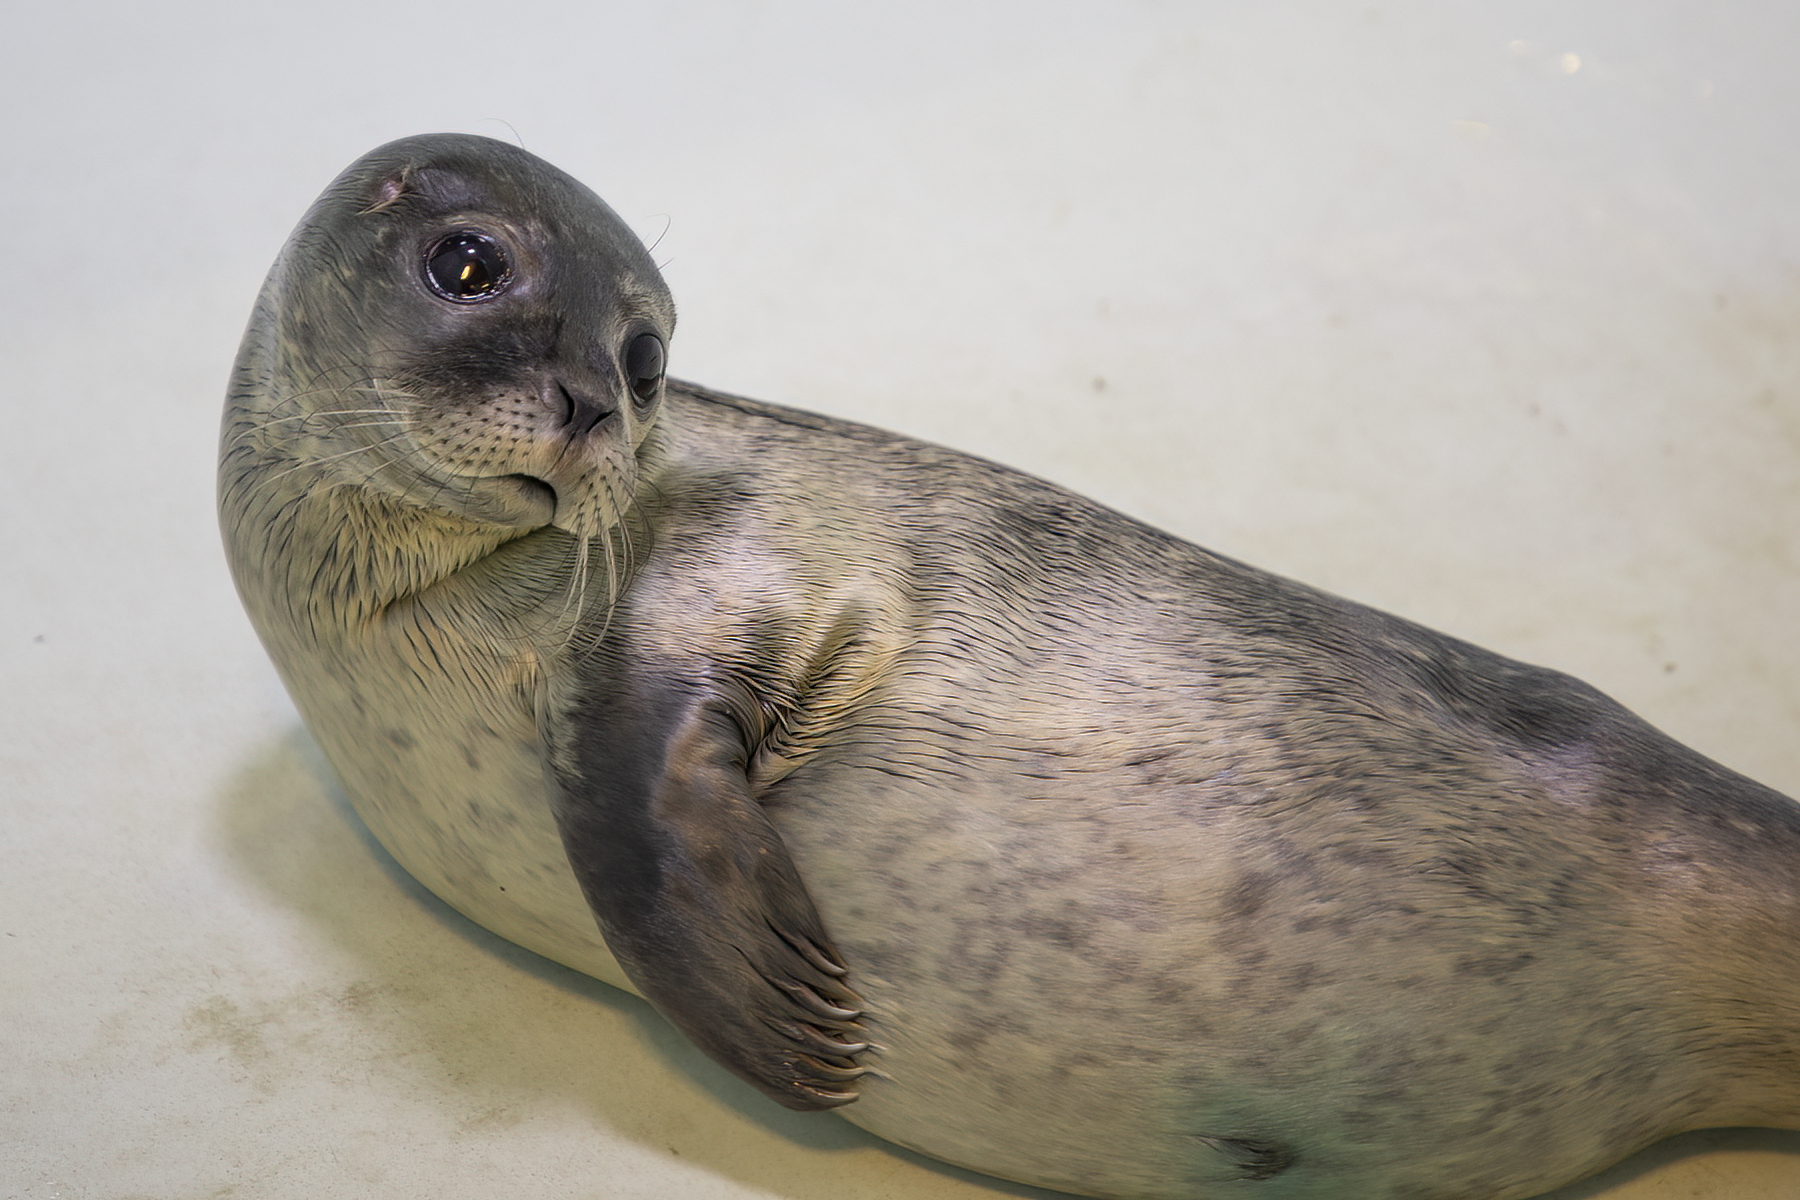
[220,133,1800,1200]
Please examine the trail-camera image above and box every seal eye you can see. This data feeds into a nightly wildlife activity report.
[624,332,665,406]
[423,231,512,302]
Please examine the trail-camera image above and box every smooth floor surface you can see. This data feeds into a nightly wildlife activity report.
[5,3,1798,1198]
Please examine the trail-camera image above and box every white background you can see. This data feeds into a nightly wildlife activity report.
[4,3,1797,1198]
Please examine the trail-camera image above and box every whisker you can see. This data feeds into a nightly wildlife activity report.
[255,407,399,428]
[599,521,628,642]
[557,535,591,656]
[645,214,674,256]
[263,432,410,484]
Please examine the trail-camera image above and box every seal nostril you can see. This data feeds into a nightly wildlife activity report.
[553,381,616,437]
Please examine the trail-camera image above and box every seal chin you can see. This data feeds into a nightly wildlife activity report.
[456,472,558,529]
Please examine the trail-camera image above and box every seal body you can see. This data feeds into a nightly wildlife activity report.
[220,134,1800,1200]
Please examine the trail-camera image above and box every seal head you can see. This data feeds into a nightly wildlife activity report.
[240,134,675,540]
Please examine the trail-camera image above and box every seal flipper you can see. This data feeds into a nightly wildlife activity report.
[545,671,867,1111]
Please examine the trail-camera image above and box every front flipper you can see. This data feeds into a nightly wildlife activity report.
[545,669,867,1110]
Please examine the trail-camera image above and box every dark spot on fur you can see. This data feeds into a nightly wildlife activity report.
[1017,913,1088,951]
[946,1026,993,1055]
[383,727,415,749]
[1221,871,1274,920]
[1454,952,1537,977]
[1194,1135,1295,1181]
[1229,945,1271,978]
[1148,975,1194,1008]
[1282,961,1326,991]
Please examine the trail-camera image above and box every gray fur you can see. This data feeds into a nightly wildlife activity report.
[220,133,1800,1200]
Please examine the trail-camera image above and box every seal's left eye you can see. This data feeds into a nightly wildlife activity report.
[624,332,665,406]
[424,232,512,302]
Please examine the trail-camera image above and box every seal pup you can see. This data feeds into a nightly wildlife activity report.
[220,133,1800,1200]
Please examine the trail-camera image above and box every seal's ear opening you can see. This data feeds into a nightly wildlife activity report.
[359,167,413,215]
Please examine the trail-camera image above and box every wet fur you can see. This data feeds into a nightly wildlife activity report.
[221,135,1800,1200]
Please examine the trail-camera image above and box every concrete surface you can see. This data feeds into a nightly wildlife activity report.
[3,2,1796,1197]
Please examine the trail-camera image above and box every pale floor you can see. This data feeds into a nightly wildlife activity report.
[4,4,1798,1198]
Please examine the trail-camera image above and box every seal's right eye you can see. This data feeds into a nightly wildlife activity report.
[423,232,512,302]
